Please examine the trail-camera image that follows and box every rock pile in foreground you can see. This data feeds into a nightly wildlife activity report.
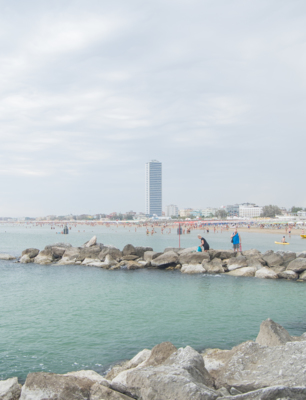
[3,319,306,399]
[12,236,306,282]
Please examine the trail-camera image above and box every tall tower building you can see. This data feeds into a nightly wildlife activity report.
[145,160,162,216]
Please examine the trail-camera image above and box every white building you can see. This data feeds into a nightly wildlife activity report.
[239,204,262,218]
[201,208,217,217]
[166,204,178,217]
[145,160,162,216]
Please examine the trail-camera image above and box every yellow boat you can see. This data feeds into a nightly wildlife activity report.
[301,235,306,239]
[275,241,290,245]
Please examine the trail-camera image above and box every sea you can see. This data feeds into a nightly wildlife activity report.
[1,223,306,382]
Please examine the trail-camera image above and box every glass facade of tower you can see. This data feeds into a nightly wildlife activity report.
[145,160,162,216]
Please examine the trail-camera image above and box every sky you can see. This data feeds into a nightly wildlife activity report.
[0,0,305,217]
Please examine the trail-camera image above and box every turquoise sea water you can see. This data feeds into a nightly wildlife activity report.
[1,224,306,382]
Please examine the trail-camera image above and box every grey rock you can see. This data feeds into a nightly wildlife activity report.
[270,265,286,274]
[33,249,54,265]
[255,267,279,279]
[163,247,182,253]
[90,383,135,400]
[143,251,162,261]
[122,244,137,256]
[256,318,293,346]
[76,245,102,261]
[215,340,306,391]
[151,251,179,268]
[276,251,296,267]
[204,258,225,274]
[65,370,110,387]
[178,246,198,255]
[278,270,298,280]
[181,264,206,274]
[226,267,256,277]
[242,249,261,257]
[0,254,16,260]
[0,377,21,400]
[218,250,237,260]
[298,270,306,280]
[179,252,210,265]
[21,248,40,258]
[263,252,284,267]
[143,342,177,367]
[121,255,139,261]
[221,386,306,400]
[207,249,222,259]
[85,235,97,247]
[297,251,306,258]
[99,247,122,261]
[60,247,81,262]
[19,254,34,264]
[134,246,153,258]
[227,256,248,271]
[287,258,306,273]
[230,387,242,395]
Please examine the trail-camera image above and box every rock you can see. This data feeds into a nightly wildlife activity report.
[122,255,139,261]
[255,267,278,279]
[76,245,103,261]
[65,370,109,387]
[99,247,122,261]
[0,377,21,400]
[82,258,101,266]
[122,244,137,256]
[262,252,284,267]
[181,264,206,274]
[20,372,94,400]
[0,254,16,260]
[179,252,210,265]
[297,251,306,258]
[87,261,106,268]
[218,250,237,260]
[215,340,306,391]
[163,247,182,253]
[270,265,286,274]
[256,318,293,346]
[128,349,152,369]
[86,235,97,247]
[242,249,261,257]
[226,267,256,277]
[276,251,296,267]
[126,261,144,270]
[287,258,306,273]
[143,251,162,261]
[227,256,248,271]
[178,246,198,255]
[216,387,230,397]
[230,387,242,395]
[202,348,233,380]
[298,270,306,280]
[278,270,298,280]
[150,251,179,268]
[19,254,33,264]
[143,342,177,367]
[111,345,218,400]
[204,258,225,274]
[134,247,153,258]
[61,247,81,262]
[90,383,135,400]
[21,248,40,258]
[33,249,54,264]
[221,386,306,400]
[207,250,221,259]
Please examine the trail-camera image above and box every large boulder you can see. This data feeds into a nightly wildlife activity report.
[278,270,298,280]
[143,251,162,262]
[61,247,81,262]
[203,258,224,274]
[33,249,54,265]
[143,342,177,367]
[221,386,306,400]
[245,257,264,270]
[0,377,21,400]
[163,247,182,253]
[64,370,109,386]
[76,245,104,261]
[255,318,293,346]
[0,254,16,260]
[242,249,261,257]
[227,256,248,271]
[181,264,206,274]
[297,251,306,258]
[111,345,218,400]
[106,349,152,381]
[178,247,198,255]
[262,252,284,267]
[270,265,286,274]
[19,254,34,264]
[218,250,237,260]
[276,251,296,267]
[134,247,153,258]
[85,235,97,247]
[298,270,306,280]
[20,372,94,400]
[215,340,306,392]
[99,247,122,261]
[255,267,278,279]
[90,383,135,400]
[226,267,256,277]
[179,252,210,265]
[21,248,40,258]
[151,251,179,268]
[122,244,137,256]
[287,258,306,273]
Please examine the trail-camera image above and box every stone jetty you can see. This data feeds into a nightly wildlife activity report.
[10,236,306,281]
[3,318,306,399]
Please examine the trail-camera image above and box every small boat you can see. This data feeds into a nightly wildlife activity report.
[300,235,306,239]
[275,241,289,245]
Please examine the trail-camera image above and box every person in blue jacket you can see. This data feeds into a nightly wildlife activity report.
[231,228,241,252]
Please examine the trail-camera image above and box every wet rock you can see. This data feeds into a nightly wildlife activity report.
[204,258,224,274]
[143,251,162,261]
[122,244,137,256]
[255,267,278,279]
[226,267,256,277]
[21,248,40,258]
[151,251,179,268]
[33,249,54,264]
[0,377,21,400]
[181,264,206,274]
[278,270,298,280]
[19,254,33,264]
[256,318,293,346]
[227,256,248,271]
[179,252,210,265]
[287,258,306,273]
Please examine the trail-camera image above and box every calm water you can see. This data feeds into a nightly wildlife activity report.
[1,224,306,382]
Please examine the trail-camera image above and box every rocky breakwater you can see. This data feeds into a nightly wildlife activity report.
[15,236,306,282]
[3,319,306,399]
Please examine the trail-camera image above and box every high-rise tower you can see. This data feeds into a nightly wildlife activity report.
[145,160,162,216]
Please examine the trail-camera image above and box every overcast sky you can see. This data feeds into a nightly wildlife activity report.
[0,0,305,217]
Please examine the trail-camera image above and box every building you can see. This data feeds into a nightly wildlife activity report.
[145,160,162,216]
[166,204,178,217]
[179,208,193,218]
[239,203,263,218]
[201,208,217,218]
[226,204,239,217]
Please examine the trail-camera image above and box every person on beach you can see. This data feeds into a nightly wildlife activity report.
[197,235,209,252]
[231,228,241,252]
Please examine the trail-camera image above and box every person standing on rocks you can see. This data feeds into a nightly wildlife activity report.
[197,235,209,252]
[231,228,241,252]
